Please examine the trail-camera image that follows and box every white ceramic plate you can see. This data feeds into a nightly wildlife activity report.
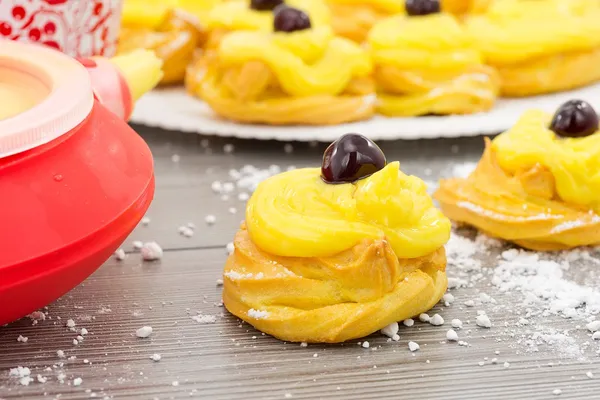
[130,83,600,142]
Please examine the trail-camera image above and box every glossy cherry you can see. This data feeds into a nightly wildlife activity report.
[250,0,284,11]
[321,134,387,184]
[273,6,311,33]
[550,100,599,138]
[405,0,440,16]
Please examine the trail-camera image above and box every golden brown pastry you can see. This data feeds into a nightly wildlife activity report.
[119,8,206,85]
[435,100,600,250]
[325,0,404,44]
[224,134,451,342]
[204,0,330,48]
[186,7,374,125]
[368,6,499,117]
[444,0,492,15]
[465,0,600,96]
[326,0,492,44]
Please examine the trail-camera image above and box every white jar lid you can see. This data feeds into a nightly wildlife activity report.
[0,40,94,158]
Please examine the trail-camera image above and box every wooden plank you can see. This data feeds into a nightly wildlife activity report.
[1,127,598,400]
[1,248,597,400]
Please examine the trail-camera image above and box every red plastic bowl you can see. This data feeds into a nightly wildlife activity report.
[0,40,154,325]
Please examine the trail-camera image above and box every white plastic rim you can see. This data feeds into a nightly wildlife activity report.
[0,40,94,158]
[130,83,600,142]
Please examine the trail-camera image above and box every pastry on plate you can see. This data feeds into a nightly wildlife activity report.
[174,0,224,23]
[325,0,490,44]
[186,6,374,125]
[122,0,222,25]
[205,0,330,47]
[119,4,206,85]
[223,134,451,343]
[325,0,405,44]
[435,99,600,251]
[465,0,600,96]
[443,0,491,15]
[368,0,500,117]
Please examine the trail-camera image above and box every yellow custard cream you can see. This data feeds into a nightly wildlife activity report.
[246,162,450,258]
[493,110,600,210]
[122,0,221,26]
[217,27,371,97]
[465,0,600,95]
[466,0,600,66]
[224,141,451,342]
[327,0,405,13]
[370,13,481,71]
[207,0,330,31]
[435,101,600,251]
[189,25,375,125]
[369,13,499,116]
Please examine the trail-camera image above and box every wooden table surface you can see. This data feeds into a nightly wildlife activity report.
[1,127,599,400]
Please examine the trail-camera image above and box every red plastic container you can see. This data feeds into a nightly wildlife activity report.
[0,40,155,325]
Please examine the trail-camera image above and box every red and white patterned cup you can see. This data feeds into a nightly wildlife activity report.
[0,0,123,57]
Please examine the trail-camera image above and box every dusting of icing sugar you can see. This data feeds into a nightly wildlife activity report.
[224,271,251,280]
[224,271,264,280]
[216,165,282,194]
[550,214,600,234]
[450,162,477,179]
[424,180,438,195]
[248,309,270,320]
[528,329,582,359]
[9,366,32,386]
[456,201,553,221]
[192,314,217,324]
[550,220,586,234]
[275,269,295,278]
[445,229,600,360]
[492,249,600,317]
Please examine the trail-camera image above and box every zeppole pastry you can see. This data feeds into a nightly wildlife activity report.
[435,99,600,251]
[223,134,451,343]
[369,0,500,117]
[174,0,224,23]
[122,0,222,26]
[443,0,491,15]
[465,0,600,96]
[205,0,330,47]
[325,0,490,44]
[186,6,374,125]
[119,5,205,85]
[325,0,405,44]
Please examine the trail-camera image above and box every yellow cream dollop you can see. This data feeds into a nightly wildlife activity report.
[206,0,330,31]
[246,162,451,259]
[466,0,600,65]
[369,14,482,70]
[217,26,371,97]
[368,13,498,116]
[326,0,490,15]
[435,107,600,251]
[122,0,220,27]
[326,0,405,13]
[493,110,600,210]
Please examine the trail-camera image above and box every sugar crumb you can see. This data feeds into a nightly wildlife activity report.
[136,326,153,338]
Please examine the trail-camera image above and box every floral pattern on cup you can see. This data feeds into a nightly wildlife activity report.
[0,0,123,57]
